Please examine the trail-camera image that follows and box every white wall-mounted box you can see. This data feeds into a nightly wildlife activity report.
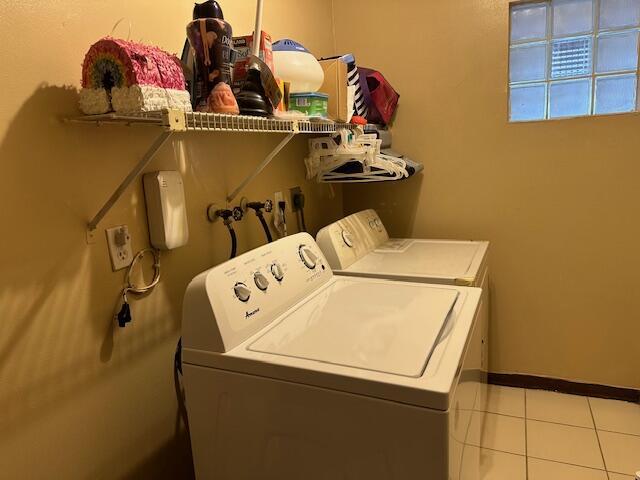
[143,171,189,250]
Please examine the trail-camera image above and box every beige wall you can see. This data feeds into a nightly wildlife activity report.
[0,1,340,478]
[334,0,640,389]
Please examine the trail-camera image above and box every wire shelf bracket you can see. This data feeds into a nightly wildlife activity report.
[86,130,173,238]
[226,131,297,203]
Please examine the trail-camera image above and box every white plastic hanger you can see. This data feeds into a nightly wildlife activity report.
[305,128,413,183]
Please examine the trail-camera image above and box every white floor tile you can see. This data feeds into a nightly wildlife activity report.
[589,397,640,436]
[528,458,607,480]
[598,430,640,476]
[480,448,526,480]
[460,446,526,480]
[467,411,526,455]
[527,420,604,469]
[475,385,525,417]
[526,389,594,427]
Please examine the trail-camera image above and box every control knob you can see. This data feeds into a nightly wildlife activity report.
[254,272,269,291]
[270,263,284,281]
[233,282,251,302]
[298,245,317,270]
[341,230,354,247]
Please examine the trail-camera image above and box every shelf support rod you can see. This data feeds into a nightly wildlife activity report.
[87,130,174,231]
[226,131,296,203]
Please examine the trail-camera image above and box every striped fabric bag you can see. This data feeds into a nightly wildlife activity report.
[342,54,368,119]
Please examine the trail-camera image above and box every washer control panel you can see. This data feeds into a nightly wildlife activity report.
[182,233,332,353]
[316,209,389,270]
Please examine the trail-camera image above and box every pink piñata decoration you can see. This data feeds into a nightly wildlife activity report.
[79,37,191,115]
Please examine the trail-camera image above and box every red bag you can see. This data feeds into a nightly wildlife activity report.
[358,68,399,125]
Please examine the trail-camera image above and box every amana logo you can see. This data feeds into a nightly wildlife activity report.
[245,308,260,319]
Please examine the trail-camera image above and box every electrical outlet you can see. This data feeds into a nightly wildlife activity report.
[105,225,133,271]
[288,186,302,213]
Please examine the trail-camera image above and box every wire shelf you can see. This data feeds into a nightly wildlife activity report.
[71,109,360,234]
[68,109,356,134]
[184,112,293,132]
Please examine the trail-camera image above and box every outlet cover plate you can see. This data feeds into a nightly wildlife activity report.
[105,225,133,271]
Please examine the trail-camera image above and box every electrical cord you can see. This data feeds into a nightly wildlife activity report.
[299,207,307,232]
[293,192,307,232]
[116,248,161,327]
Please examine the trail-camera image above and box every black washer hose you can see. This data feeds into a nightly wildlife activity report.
[257,212,273,243]
[227,224,237,259]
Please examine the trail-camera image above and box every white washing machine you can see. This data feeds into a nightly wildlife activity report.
[316,209,490,375]
[182,233,484,480]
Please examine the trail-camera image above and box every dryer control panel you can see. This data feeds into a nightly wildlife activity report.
[183,233,332,353]
[316,209,389,270]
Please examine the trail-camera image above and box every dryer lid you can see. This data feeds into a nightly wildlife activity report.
[350,240,483,278]
[248,278,458,377]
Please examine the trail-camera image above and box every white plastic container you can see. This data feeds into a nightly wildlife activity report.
[272,39,324,93]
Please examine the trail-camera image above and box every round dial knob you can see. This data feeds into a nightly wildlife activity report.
[298,245,317,270]
[374,218,383,231]
[341,230,354,247]
[254,272,269,291]
[270,263,284,281]
[233,282,251,302]
[369,219,376,229]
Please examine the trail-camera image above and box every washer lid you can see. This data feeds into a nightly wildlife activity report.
[348,240,484,279]
[248,278,458,377]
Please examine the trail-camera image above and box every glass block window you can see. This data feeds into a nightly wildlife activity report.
[509,0,640,121]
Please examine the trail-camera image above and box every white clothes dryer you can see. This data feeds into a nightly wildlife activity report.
[316,209,490,376]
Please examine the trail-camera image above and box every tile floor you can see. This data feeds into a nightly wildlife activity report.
[472,385,640,479]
